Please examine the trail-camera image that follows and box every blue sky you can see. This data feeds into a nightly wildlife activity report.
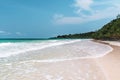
[0,0,120,38]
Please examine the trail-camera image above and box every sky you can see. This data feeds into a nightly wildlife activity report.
[0,0,120,38]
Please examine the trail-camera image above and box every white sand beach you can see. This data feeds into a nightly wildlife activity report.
[95,40,120,80]
[0,40,120,80]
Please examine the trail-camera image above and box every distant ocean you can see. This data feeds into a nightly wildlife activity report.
[0,39,112,80]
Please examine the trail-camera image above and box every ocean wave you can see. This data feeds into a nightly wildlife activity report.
[0,40,81,58]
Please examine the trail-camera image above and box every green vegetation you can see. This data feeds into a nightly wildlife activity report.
[93,18,120,40]
[55,32,95,39]
[54,15,120,40]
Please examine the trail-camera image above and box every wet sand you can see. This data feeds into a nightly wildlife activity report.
[1,59,106,80]
[95,40,120,80]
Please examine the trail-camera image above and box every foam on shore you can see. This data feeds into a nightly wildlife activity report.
[0,40,81,58]
[0,40,113,64]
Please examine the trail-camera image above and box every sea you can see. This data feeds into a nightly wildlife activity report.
[0,39,112,80]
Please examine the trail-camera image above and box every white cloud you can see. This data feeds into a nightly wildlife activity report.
[53,0,120,25]
[73,0,93,14]
[0,31,23,36]
[0,31,5,34]
[16,32,22,35]
[53,14,64,20]
[54,16,82,24]
[0,31,11,35]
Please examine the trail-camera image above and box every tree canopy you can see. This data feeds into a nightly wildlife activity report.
[53,16,120,40]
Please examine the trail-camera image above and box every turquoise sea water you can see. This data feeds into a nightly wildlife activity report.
[0,39,49,43]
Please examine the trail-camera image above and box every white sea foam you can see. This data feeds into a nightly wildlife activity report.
[0,39,113,63]
[18,41,113,63]
[0,43,12,46]
[0,40,81,58]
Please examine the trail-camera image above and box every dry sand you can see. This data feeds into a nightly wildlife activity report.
[95,40,120,80]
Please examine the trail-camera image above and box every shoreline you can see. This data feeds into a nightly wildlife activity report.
[94,40,120,80]
[0,40,120,80]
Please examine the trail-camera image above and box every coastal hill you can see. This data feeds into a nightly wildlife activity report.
[93,17,120,40]
[54,15,120,40]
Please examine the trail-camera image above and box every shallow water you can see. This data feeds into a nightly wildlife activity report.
[0,59,107,80]
[0,39,112,80]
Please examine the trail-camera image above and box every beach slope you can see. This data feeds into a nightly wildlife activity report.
[96,41,120,80]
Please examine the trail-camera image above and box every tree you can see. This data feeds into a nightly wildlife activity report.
[117,14,120,19]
